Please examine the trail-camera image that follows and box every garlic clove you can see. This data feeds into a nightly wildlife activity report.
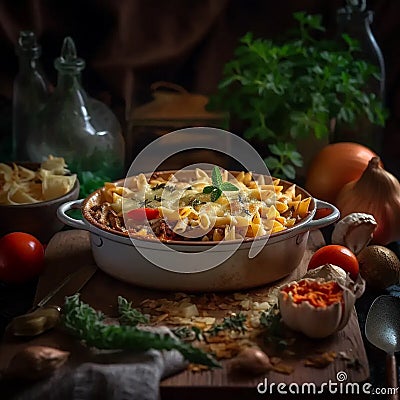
[5,346,70,381]
[229,347,272,375]
[331,213,377,255]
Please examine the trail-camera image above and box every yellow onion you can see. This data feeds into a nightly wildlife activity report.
[335,157,400,245]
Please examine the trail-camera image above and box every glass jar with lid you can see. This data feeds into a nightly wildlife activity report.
[27,37,125,194]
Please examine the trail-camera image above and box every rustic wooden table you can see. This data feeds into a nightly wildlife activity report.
[0,230,371,399]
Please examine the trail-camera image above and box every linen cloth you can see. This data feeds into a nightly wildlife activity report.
[12,327,187,400]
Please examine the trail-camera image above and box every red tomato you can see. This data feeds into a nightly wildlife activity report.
[0,232,45,283]
[308,245,359,280]
[126,208,160,223]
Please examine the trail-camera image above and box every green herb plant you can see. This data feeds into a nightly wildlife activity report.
[203,166,239,201]
[62,294,220,368]
[208,12,387,179]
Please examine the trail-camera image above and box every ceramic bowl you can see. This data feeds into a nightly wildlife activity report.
[0,163,80,243]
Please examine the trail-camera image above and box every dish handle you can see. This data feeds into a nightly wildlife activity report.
[57,199,88,230]
[305,199,340,231]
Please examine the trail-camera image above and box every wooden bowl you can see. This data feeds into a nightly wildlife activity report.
[0,163,80,243]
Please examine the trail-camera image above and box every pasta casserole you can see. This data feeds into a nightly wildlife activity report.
[88,168,312,242]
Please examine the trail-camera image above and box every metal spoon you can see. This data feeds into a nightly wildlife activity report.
[365,295,400,400]
[7,264,97,336]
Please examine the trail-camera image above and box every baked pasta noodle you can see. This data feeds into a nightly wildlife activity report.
[88,169,312,242]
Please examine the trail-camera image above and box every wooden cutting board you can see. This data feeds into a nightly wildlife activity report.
[0,230,369,400]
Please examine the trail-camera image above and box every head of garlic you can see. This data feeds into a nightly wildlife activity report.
[335,157,400,245]
[278,275,365,339]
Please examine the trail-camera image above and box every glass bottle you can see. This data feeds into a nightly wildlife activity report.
[13,31,50,161]
[27,37,125,189]
[333,0,386,153]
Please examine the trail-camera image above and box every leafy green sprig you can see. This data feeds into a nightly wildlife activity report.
[172,312,247,340]
[62,294,220,368]
[206,312,247,336]
[203,166,239,201]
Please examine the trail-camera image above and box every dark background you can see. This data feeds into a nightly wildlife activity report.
[0,0,399,174]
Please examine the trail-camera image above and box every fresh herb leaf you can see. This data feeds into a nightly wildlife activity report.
[210,188,222,202]
[192,326,204,341]
[260,305,288,350]
[211,166,223,187]
[172,326,194,340]
[62,294,219,368]
[78,171,111,198]
[220,182,239,192]
[203,167,239,202]
[203,186,214,194]
[207,312,247,336]
[118,296,149,326]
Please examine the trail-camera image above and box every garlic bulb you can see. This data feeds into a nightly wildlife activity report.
[331,213,377,255]
[278,276,364,339]
[335,157,400,245]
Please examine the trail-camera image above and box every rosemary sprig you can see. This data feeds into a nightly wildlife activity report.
[62,294,220,368]
[118,296,149,326]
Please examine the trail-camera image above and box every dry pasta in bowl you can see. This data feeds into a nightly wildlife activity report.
[0,156,77,205]
[85,168,312,243]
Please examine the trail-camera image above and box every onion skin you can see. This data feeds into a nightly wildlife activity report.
[229,347,272,375]
[305,142,379,203]
[336,157,400,245]
[5,346,70,381]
